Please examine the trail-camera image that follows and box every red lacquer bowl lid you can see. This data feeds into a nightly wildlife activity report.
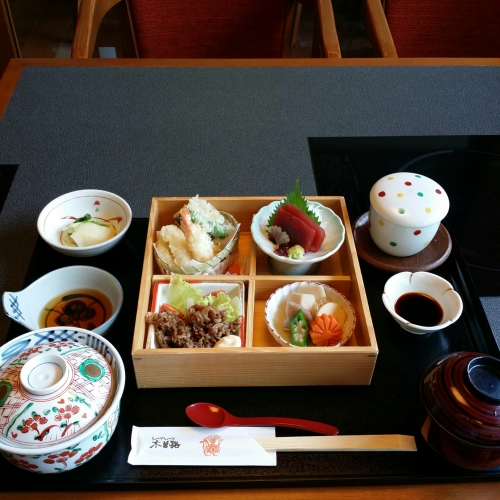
[420,351,500,446]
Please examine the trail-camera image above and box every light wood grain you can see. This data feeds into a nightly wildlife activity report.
[2,483,500,500]
[131,196,378,388]
[360,0,397,58]
[255,434,417,452]
[72,0,123,58]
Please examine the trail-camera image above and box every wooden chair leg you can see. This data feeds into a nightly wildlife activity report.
[291,1,302,48]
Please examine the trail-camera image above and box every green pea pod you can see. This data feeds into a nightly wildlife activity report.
[290,309,309,347]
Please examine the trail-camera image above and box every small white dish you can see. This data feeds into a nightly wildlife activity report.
[251,201,345,275]
[2,266,123,336]
[147,280,245,348]
[265,281,355,347]
[37,189,132,257]
[382,271,463,334]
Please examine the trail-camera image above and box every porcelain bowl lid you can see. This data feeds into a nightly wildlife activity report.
[370,172,449,227]
[0,340,114,448]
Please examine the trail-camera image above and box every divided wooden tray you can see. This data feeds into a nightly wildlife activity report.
[132,197,377,388]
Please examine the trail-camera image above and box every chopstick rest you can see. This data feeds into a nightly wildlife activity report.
[255,435,417,452]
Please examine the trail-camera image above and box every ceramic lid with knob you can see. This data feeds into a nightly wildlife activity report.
[420,352,500,446]
[370,173,449,228]
[0,340,114,447]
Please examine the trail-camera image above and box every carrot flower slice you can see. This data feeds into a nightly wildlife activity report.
[310,314,343,346]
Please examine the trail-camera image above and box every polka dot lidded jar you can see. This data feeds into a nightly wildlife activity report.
[368,172,449,257]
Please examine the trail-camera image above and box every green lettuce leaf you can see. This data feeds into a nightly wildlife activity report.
[167,274,241,322]
[167,274,203,314]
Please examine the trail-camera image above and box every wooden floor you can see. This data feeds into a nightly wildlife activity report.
[6,0,371,59]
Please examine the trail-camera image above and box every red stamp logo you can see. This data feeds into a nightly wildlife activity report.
[200,434,223,456]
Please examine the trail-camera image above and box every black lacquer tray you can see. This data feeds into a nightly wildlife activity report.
[3,213,500,491]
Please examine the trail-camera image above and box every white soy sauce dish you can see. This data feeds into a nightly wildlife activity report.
[369,173,449,257]
[382,271,463,335]
[2,266,123,336]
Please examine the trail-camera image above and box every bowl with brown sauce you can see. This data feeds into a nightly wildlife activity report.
[2,266,123,336]
[382,271,462,335]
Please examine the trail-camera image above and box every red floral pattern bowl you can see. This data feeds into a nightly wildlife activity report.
[0,327,125,473]
[419,351,500,470]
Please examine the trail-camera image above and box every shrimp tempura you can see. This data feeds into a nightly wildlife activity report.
[180,205,216,262]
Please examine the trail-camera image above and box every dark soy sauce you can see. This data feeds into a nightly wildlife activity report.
[394,292,443,327]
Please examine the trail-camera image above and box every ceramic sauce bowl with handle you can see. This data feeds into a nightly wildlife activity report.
[2,266,123,336]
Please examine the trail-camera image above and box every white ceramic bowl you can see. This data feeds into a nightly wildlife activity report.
[0,327,125,473]
[37,189,132,257]
[369,173,449,257]
[265,282,355,347]
[251,201,345,275]
[2,266,123,336]
[382,271,463,334]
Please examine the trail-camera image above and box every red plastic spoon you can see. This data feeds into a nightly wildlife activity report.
[186,402,339,435]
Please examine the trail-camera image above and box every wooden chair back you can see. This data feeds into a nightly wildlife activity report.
[72,0,341,58]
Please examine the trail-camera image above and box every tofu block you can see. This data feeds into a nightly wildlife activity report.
[285,292,316,319]
[297,284,326,302]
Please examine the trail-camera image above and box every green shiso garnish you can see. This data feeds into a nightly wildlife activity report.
[267,179,320,227]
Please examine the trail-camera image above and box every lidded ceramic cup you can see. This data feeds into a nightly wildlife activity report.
[369,173,449,257]
[0,339,113,448]
[419,352,500,470]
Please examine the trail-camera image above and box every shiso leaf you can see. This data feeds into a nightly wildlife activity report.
[267,179,320,227]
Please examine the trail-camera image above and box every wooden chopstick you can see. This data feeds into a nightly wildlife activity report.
[255,435,417,452]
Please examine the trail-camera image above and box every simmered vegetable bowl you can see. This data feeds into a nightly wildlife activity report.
[265,282,356,347]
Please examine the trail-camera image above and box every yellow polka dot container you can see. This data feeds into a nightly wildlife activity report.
[368,172,449,257]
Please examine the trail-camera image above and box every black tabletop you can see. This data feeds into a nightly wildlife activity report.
[1,62,500,489]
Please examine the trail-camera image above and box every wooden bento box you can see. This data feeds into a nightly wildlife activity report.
[132,197,378,388]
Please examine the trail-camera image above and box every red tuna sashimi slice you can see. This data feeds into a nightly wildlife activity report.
[281,203,326,252]
[274,206,315,253]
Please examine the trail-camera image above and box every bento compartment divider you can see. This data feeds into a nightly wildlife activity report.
[132,196,378,388]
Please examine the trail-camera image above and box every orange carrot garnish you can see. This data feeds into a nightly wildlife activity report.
[159,303,185,318]
[309,314,343,346]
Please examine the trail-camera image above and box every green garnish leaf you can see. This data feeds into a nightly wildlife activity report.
[267,180,320,227]
[74,213,92,223]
